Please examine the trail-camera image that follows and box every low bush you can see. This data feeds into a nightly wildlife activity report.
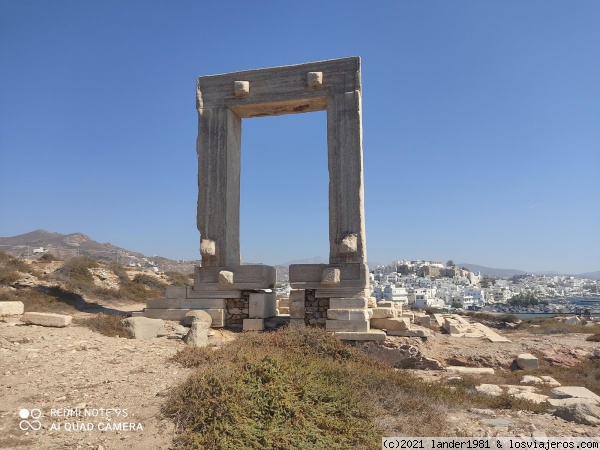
[0,285,83,314]
[164,327,545,449]
[75,314,132,338]
[165,271,193,286]
[52,256,98,288]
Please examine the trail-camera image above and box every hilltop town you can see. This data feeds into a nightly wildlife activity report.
[365,260,600,311]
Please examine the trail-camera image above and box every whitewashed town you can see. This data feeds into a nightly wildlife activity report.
[364,260,600,314]
[273,259,600,315]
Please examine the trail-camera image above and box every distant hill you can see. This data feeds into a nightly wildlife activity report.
[0,229,144,260]
[579,271,600,280]
[0,229,197,273]
[458,263,529,278]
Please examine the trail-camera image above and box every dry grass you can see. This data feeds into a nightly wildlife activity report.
[74,313,132,338]
[164,327,545,449]
[0,286,83,314]
[517,317,600,334]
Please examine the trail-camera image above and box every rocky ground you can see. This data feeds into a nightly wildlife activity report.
[2,302,600,449]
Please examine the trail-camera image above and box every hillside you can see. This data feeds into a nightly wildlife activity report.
[0,230,197,273]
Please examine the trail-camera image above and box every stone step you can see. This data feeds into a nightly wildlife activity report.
[147,298,226,309]
[333,330,386,341]
[325,319,369,332]
[143,308,224,327]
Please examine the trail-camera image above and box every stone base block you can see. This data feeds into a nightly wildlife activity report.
[326,319,369,332]
[0,301,24,316]
[144,308,224,327]
[329,297,368,309]
[315,288,369,298]
[147,298,227,309]
[166,286,187,298]
[186,287,242,298]
[243,318,265,331]
[288,318,305,328]
[122,317,164,339]
[289,290,305,319]
[370,317,410,331]
[289,263,369,290]
[194,265,276,291]
[249,292,277,319]
[516,353,539,370]
[21,312,72,327]
[387,328,431,338]
[334,330,386,341]
[327,309,370,321]
[371,308,396,319]
[419,315,432,326]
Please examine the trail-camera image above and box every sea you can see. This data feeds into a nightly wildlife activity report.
[513,297,600,319]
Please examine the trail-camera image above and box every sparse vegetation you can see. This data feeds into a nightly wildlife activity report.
[165,271,193,286]
[37,252,59,262]
[0,251,39,284]
[518,317,600,334]
[52,255,99,288]
[164,327,544,449]
[75,314,132,338]
[0,286,83,314]
[466,312,521,324]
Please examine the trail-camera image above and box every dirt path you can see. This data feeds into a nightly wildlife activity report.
[2,313,600,449]
[0,313,203,450]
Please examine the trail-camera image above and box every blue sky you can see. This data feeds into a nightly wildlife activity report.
[1,1,598,274]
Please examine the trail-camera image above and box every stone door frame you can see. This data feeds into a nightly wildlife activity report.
[196,57,367,279]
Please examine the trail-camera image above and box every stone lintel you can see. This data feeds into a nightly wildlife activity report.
[289,263,368,290]
[194,265,276,290]
[197,57,360,116]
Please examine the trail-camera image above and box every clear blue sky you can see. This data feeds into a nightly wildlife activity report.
[1,1,598,274]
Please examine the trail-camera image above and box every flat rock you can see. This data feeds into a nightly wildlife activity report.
[513,391,549,404]
[476,384,503,396]
[21,312,72,327]
[551,386,600,403]
[183,321,209,347]
[554,403,600,425]
[547,398,599,407]
[122,317,164,339]
[0,301,24,316]
[184,310,212,327]
[446,366,495,375]
[516,353,539,370]
[521,375,543,384]
[480,418,513,427]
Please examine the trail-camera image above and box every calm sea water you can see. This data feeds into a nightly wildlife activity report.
[508,298,600,319]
